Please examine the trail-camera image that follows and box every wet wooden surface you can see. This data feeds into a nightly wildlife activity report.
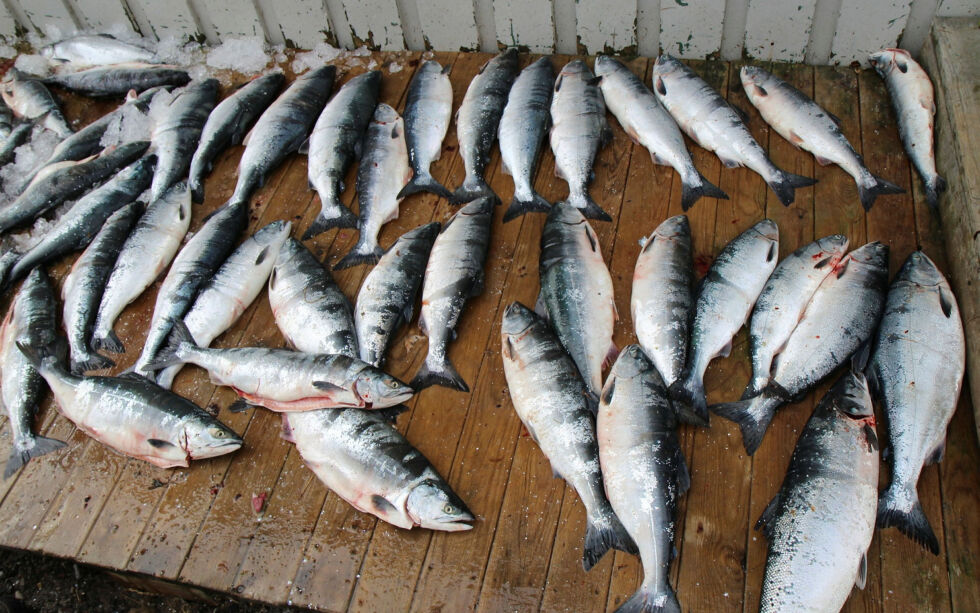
[0,51,978,613]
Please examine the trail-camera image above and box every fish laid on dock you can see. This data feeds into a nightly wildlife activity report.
[43,63,191,98]
[399,61,453,201]
[1,69,73,138]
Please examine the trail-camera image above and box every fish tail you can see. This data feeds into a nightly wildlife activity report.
[334,238,384,270]
[583,506,637,571]
[878,482,939,554]
[680,172,728,211]
[397,172,453,201]
[450,176,496,205]
[562,191,612,222]
[303,204,359,239]
[767,171,817,207]
[710,394,777,455]
[858,175,905,211]
[91,328,126,355]
[70,351,116,375]
[4,435,66,479]
[924,175,947,210]
[616,582,682,613]
[666,372,710,427]
[503,189,551,223]
[741,373,769,401]
[143,318,197,371]
[410,353,469,392]
[188,173,206,204]
[154,364,182,390]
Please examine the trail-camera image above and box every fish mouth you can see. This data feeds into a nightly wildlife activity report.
[753,219,779,241]
[501,302,536,334]
[378,389,414,406]
[190,439,243,459]
[429,516,475,532]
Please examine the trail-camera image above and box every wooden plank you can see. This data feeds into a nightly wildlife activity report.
[17,0,79,37]
[70,0,137,33]
[197,0,266,40]
[342,0,406,49]
[493,0,554,53]
[253,0,331,48]
[415,0,479,51]
[744,0,819,62]
[831,0,912,67]
[741,61,817,613]
[575,0,636,54]
[660,0,726,59]
[127,0,201,41]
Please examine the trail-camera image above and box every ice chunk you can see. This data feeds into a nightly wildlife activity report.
[388,62,403,74]
[206,37,272,74]
[100,101,152,148]
[290,42,342,74]
[0,44,16,59]
[0,125,60,201]
[13,54,52,77]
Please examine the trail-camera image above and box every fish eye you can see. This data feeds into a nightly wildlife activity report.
[443,504,455,514]
[212,428,226,438]
[386,379,399,388]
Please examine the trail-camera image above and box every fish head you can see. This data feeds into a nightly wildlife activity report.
[814,234,850,265]
[593,55,622,78]
[372,102,400,124]
[847,241,889,271]
[751,218,779,243]
[868,49,911,78]
[184,418,243,460]
[252,219,293,251]
[607,344,652,380]
[401,221,441,245]
[739,65,775,99]
[654,214,691,241]
[896,250,945,287]
[501,301,539,338]
[354,369,414,408]
[548,201,587,226]
[825,370,878,451]
[406,478,474,531]
[559,59,591,78]
[459,196,495,217]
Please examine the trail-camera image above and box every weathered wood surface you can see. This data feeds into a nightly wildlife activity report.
[0,50,977,613]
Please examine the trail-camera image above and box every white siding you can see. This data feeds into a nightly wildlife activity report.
[126,0,201,40]
[254,0,331,47]
[575,0,635,54]
[660,0,726,59]
[344,0,405,49]
[493,0,554,53]
[416,0,479,50]
[72,0,135,33]
[745,0,819,63]
[0,2,20,38]
[20,0,79,36]
[831,0,912,65]
[197,0,266,40]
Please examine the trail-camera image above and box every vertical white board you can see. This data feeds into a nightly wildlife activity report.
[255,0,331,48]
[636,0,661,56]
[660,0,726,58]
[395,0,425,50]
[128,0,201,40]
[575,0,636,53]
[0,2,20,39]
[720,0,748,59]
[415,0,478,50]
[71,0,137,33]
[937,0,980,15]
[552,0,576,53]
[198,0,265,40]
[831,0,912,65]
[745,0,819,62]
[473,0,496,51]
[324,0,353,47]
[493,0,554,52]
[899,0,939,56]
[344,0,405,49]
[18,0,79,36]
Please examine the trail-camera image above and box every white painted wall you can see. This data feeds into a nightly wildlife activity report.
[0,0,975,65]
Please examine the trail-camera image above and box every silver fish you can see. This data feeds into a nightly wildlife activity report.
[744,234,849,398]
[398,61,453,201]
[712,241,889,455]
[498,56,554,222]
[18,342,241,469]
[155,220,292,389]
[231,65,335,206]
[0,123,31,167]
[550,60,613,222]
[741,65,904,210]
[0,97,12,140]
[148,79,219,202]
[268,237,358,357]
[757,370,878,612]
[631,215,694,391]
[6,155,155,285]
[285,407,473,531]
[669,219,779,425]
[597,345,688,613]
[147,319,413,413]
[1,269,65,478]
[304,70,381,237]
[869,49,946,209]
[451,48,518,204]
[1,69,73,138]
[62,202,143,375]
[131,199,247,377]
[411,197,492,392]
[652,55,816,206]
[355,222,440,367]
[188,72,285,203]
[871,251,964,554]
[538,202,617,408]
[596,55,727,211]
[501,302,636,570]
[0,140,149,236]
[40,35,155,66]
[334,103,411,269]
[92,182,191,354]
[43,63,191,98]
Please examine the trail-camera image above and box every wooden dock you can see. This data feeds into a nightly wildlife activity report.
[0,50,977,613]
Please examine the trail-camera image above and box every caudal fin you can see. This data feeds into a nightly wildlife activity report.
[710,394,777,455]
[924,175,947,210]
[188,173,206,204]
[410,354,469,392]
[334,239,384,270]
[71,351,115,375]
[303,204,359,239]
[91,329,125,354]
[741,373,770,401]
[450,176,496,205]
[767,171,817,207]
[858,175,905,211]
[878,483,939,554]
[503,190,551,223]
[681,173,728,211]
[142,318,197,371]
[667,373,710,427]
[562,192,612,222]
[617,583,682,613]
[583,507,637,571]
[398,173,453,200]
[4,435,67,479]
